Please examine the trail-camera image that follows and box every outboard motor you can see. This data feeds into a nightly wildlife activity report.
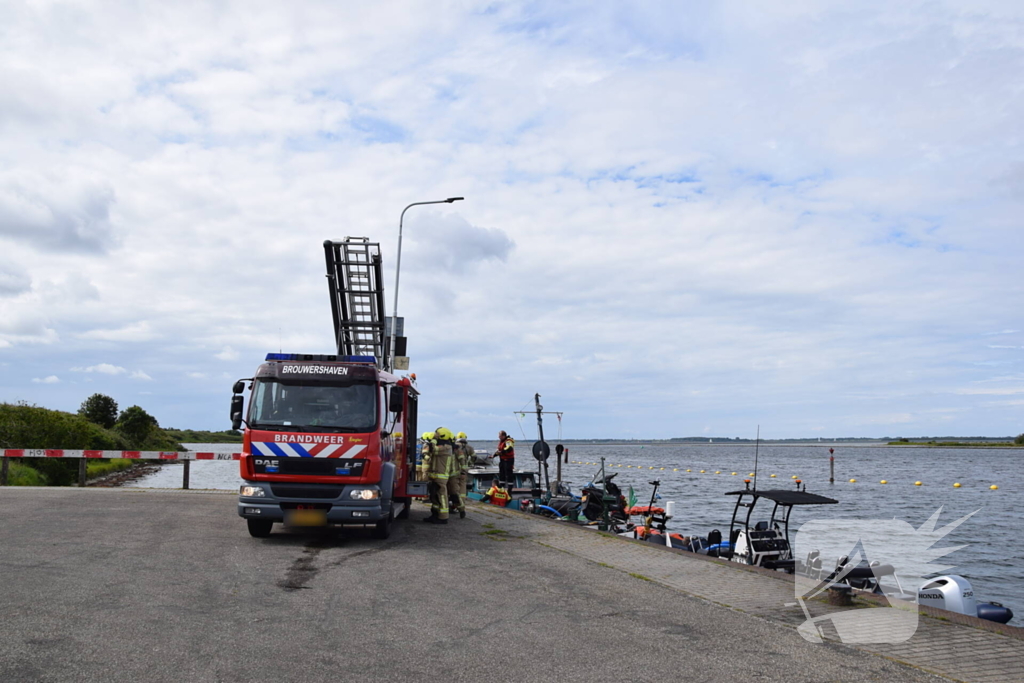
[919,576,976,616]
[918,575,1014,624]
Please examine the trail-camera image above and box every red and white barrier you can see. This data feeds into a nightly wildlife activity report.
[1,450,241,460]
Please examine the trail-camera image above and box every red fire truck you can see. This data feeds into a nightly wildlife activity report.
[231,239,424,538]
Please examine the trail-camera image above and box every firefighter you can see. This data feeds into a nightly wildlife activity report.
[449,432,474,519]
[423,427,455,524]
[496,430,516,489]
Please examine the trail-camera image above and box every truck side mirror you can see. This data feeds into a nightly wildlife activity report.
[230,395,244,430]
[388,386,404,414]
[232,380,245,394]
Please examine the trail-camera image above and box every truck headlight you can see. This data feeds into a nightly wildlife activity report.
[240,485,265,497]
[349,489,380,500]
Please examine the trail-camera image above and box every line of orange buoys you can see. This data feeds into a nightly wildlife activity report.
[566,462,1003,490]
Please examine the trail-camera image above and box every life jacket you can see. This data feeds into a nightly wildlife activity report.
[486,486,511,507]
[498,436,515,460]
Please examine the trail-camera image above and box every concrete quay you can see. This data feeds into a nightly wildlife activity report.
[0,487,1019,682]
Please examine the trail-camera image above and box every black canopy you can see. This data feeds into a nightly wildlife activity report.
[724,489,838,506]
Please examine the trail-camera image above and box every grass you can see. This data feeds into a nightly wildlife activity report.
[4,462,47,486]
[86,458,136,479]
[629,572,652,582]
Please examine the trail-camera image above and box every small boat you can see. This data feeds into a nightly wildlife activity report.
[465,465,538,510]
[718,480,838,572]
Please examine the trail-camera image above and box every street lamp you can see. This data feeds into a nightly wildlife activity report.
[388,196,464,371]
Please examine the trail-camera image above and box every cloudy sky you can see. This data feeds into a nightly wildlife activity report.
[2,1,1022,439]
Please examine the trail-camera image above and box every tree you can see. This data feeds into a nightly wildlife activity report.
[78,394,118,429]
[115,405,158,447]
[1016,433,1024,446]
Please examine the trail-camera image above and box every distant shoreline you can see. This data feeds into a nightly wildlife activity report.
[478,439,1022,448]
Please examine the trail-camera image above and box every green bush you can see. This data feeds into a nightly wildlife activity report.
[78,393,119,429]
[1016,434,1024,446]
[5,462,48,486]
[0,402,129,450]
[115,406,158,448]
[0,402,183,486]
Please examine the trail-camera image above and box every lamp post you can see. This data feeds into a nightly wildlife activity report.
[388,196,464,371]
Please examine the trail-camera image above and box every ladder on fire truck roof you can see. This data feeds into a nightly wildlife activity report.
[323,238,389,369]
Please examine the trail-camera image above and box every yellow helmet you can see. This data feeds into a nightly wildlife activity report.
[456,431,467,439]
[434,427,454,441]
[421,431,435,440]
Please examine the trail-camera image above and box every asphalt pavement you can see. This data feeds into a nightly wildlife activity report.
[0,487,950,682]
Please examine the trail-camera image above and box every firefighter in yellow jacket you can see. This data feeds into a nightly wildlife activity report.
[423,427,455,524]
[449,432,474,519]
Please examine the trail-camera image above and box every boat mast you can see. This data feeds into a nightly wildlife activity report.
[534,393,550,493]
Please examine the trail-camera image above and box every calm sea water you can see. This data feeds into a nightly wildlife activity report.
[132,442,1023,625]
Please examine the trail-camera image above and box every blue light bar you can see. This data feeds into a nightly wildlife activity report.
[265,353,377,364]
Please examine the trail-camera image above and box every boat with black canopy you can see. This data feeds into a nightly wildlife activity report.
[713,480,838,573]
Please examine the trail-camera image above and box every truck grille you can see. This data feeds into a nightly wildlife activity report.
[271,485,344,499]
[252,458,366,477]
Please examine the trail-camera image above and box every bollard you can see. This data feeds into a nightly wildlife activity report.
[78,459,87,487]
[0,456,8,486]
[827,584,853,607]
[183,460,190,490]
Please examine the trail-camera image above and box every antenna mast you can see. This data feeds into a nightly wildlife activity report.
[753,425,760,491]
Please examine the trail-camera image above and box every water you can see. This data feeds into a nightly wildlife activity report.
[131,442,1023,625]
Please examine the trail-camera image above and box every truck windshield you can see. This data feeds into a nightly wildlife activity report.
[248,380,376,432]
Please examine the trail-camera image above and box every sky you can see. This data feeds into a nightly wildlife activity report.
[1,1,1023,440]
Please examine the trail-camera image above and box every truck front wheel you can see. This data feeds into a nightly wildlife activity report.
[372,503,393,540]
[247,519,273,538]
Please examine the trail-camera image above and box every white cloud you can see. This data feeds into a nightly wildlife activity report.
[130,370,152,380]
[187,372,208,379]
[77,322,155,342]
[31,375,60,384]
[214,346,239,361]
[71,363,126,375]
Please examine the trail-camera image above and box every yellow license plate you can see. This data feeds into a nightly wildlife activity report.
[286,509,327,526]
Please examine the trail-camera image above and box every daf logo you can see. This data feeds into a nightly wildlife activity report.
[255,459,279,466]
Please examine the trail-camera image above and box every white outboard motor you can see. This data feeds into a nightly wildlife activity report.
[918,575,1014,624]
[918,576,976,616]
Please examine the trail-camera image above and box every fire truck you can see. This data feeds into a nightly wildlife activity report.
[231,238,424,538]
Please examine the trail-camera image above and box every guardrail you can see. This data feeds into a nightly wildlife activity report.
[0,450,242,489]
